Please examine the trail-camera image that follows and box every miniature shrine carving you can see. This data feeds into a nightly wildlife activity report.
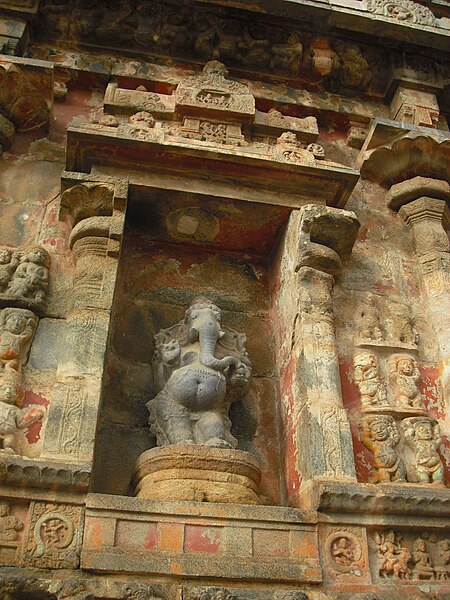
[402,417,445,485]
[360,415,406,483]
[148,296,251,448]
[353,353,387,407]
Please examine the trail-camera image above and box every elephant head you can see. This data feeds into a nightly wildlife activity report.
[185,296,239,372]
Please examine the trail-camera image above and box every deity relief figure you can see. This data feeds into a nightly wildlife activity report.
[0,374,44,455]
[0,308,36,372]
[389,355,424,409]
[402,417,445,485]
[375,530,411,580]
[7,246,50,305]
[331,536,356,567]
[0,500,23,541]
[411,538,435,580]
[360,415,406,483]
[353,353,388,407]
[435,539,450,580]
[147,296,252,449]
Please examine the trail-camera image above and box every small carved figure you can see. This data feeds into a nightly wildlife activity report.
[0,500,23,541]
[389,356,424,409]
[7,246,50,305]
[129,111,155,128]
[353,353,388,407]
[389,303,418,346]
[331,536,356,567]
[0,308,36,372]
[358,294,383,342]
[0,374,44,455]
[361,415,406,483]
[376,530,411,580]
[0,248,19,293]
[147,296,252,449]
[273,132,315,166]
[403,417,445,485]
[412,538,435,580]
[434,539,450,581]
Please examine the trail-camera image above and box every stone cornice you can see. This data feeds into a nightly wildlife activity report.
[0,456,91,492]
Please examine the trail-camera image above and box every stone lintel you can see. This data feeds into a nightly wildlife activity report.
[298,478,450,520]
[66,126,360,208]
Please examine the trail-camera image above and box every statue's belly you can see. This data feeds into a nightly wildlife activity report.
[169,367,226,411]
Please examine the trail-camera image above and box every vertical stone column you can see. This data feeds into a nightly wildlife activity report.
[276,205,360,505]
[41,175,128,463]
[387,177,450,400]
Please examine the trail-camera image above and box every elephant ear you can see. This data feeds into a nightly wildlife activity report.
[216,327,250,365]
[154,320,189,348]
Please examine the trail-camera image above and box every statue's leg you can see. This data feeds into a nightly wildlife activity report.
[154,395,194,445]
[1,434,18,454]
[195,411,232,448]
[416,466,430,484]
[432,464,445,485]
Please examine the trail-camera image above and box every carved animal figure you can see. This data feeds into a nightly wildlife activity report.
[147,296,251,449]
[376,530,411,580]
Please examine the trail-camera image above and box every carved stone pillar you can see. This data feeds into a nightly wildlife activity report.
[276,205,360,505]
[41,175,128,462]
[387,177,450,399]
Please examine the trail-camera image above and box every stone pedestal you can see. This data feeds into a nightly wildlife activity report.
[133,444,262,505]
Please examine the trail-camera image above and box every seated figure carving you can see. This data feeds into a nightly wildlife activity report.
[147,296,251,449]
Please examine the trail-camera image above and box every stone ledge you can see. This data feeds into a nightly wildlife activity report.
[298,478,450,519]
[0,456,91,492]
[81,493,320,583]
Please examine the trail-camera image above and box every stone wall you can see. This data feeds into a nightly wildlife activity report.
[0,1,450,598]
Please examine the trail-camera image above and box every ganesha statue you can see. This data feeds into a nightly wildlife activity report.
[147,296,252,449]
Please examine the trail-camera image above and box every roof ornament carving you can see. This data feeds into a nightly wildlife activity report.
[366,0,437,26]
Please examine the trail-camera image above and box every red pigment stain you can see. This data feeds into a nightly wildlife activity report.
[340,360,372,482]
[143,523,158,550]
[23,390,48,444]
[184,525,221,553]
[419,365,445,420]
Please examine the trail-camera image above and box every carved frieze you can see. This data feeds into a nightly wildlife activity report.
[371,530,450,581]
[0,499,24,566]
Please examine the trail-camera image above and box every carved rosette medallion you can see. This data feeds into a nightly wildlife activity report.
[23,502,83,568]
[324,527,369,582]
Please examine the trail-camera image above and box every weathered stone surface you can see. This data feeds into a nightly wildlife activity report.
[134,444,261,505]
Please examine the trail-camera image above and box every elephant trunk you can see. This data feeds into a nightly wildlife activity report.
[199,327,237,372]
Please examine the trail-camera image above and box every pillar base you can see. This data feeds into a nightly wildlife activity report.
[133,444,262,505]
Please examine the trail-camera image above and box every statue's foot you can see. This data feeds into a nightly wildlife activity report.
[204,437,233,449]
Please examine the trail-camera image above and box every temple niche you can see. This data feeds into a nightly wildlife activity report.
[0,0,450,598]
